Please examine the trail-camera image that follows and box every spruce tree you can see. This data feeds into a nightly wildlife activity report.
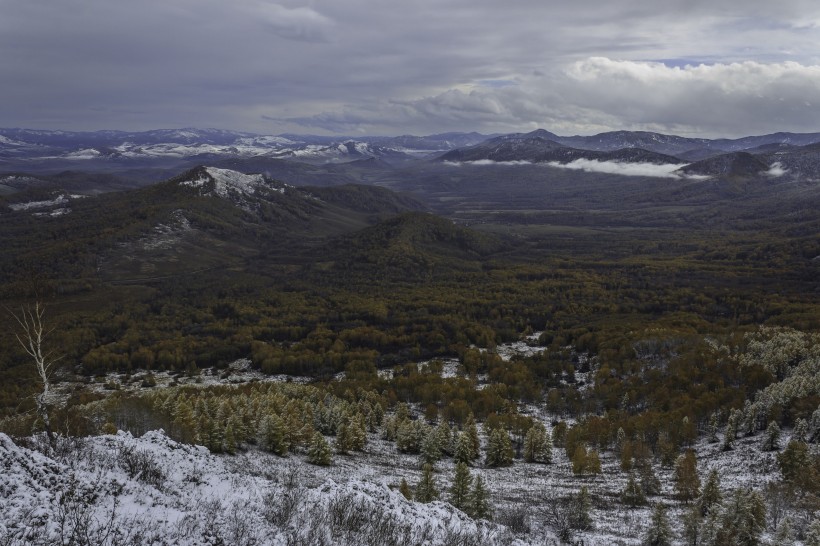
[673,450,700,502]
[454,431,473,465]
[308,432,332,466]
[348,413,367,452]
[698,469,722,517]
[811,407,820,443]
[707,412,719,443]
[793,418,809,444]
[415,463,438,503]
[570,486,593,530]
[713,488,765,546]
[449,462,472,511]
[334,420,350,454]
[681,505,702,546]
[616,427,626,453]
[421,428,442,466]
[468,474,491,520]
[523,422,552,463]
[257,413,289,456]
[637,460,661,496]
[436,420,454,456]
[465,414,481,460]
[223,417,238,455]
[642,503,672,546]
[485,428,513,467]
[723,409,740,451]
[621,472,647,507]
[774,517,795,546]
[762,420,781,451]
[806,519,820,546]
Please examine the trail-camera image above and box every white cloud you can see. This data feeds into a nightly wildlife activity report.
[552,58,820,136]
[444,160,533,167]
[251,2,334,42]
[766,162,788,177]
[3,0,820,134]
[546,159,690,179]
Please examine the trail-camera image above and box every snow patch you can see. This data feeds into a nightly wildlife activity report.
[9,194,69,211]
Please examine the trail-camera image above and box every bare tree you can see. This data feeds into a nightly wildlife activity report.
[9,302,60,449]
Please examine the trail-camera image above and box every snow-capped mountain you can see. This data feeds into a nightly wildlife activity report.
[0,128,491,168]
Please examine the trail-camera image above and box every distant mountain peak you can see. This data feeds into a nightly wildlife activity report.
[178,166,276,199]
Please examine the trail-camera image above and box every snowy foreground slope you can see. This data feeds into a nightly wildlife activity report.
[0,431,533,546]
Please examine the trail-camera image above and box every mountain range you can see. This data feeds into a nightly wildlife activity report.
[4,127,820,179]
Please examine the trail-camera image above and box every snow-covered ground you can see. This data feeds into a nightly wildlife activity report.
[29,332,817,545]
[1,422,807,546]
[8,194,69,211]
[0,430,527,546]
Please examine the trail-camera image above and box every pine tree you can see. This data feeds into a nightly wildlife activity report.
[172,396,198,444]
[348,413,367,452]
[761,420,781,451]
[697,469,722,517]
[257,413,289,456]
[806,519,820,546]
[707,412,719,443]
[436,420,453,456]
[793,418,809,444]
[396,419,425,454]
[308,432,332,466]
[777,440,812,486]
[421,428,442,466]
[642,503,672,546]
[621,472,647,507]
[570,486,593,530]
[223,416,238,455]
[681,505,702,546]
[335,420,350,454]
[383,414,399,441]
[811,407,820,443]
[523,422,552,463]
[454,431,473,465]
[713,488,765,546]
[572,445,601,475]
[637,460,661,496]
[723,409,740,451]
[468,474,491,520]
[449,462,472,511]
[616,427,626,453]
[586,448,602,474]
[465,414,481,460]
[485,428,513,467]
[774,517,795,546]
[399,477,412,500]
[415,463,438,503]
[673,450,700,502]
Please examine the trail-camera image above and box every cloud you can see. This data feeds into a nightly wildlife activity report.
[546,159,691,179]
[252,2,334,42]
[444,160,533,167]
[766,162,788,177]
[2,0,820,134]
[281,58,820,137]
[555,58,820,136]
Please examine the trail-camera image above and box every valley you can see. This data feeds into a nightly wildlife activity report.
[0,127,818,545]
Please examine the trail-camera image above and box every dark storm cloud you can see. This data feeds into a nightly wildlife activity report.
[1,0,820,136]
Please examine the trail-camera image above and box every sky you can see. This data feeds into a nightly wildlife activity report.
[2,0,820,138]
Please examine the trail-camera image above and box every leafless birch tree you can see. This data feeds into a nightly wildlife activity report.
[9,302,60,449]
